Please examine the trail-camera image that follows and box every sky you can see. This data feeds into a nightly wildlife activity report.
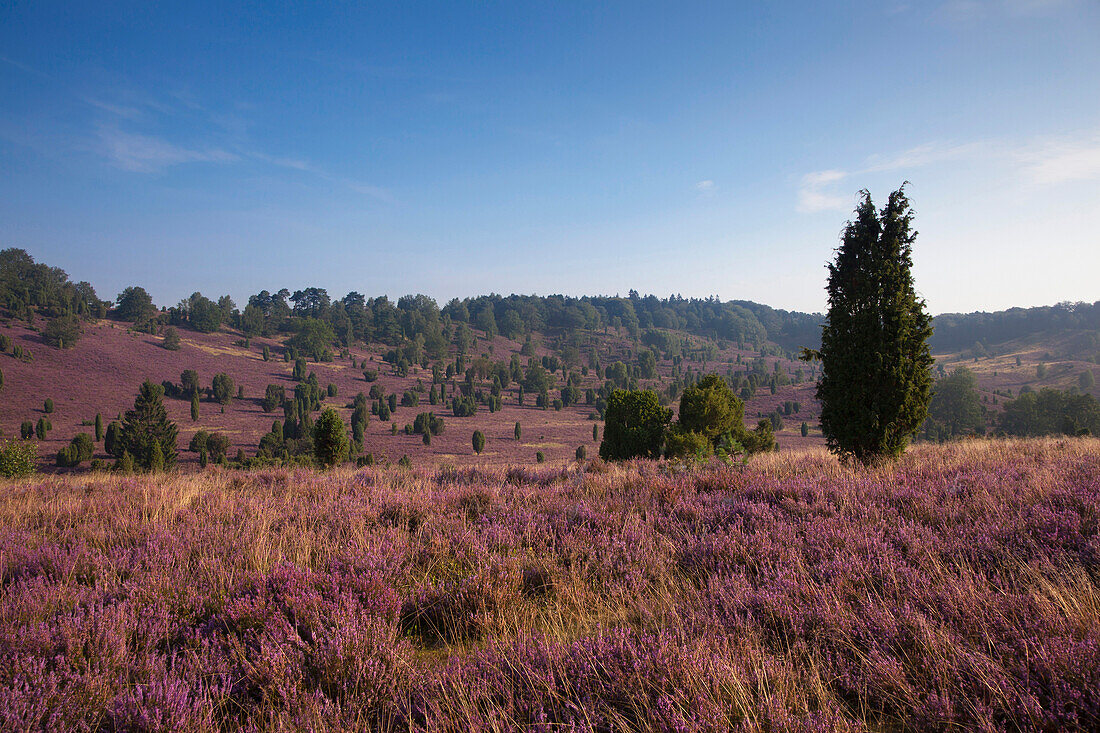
[1,1,1098,316]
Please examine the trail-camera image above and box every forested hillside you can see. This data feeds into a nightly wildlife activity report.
[1,247,1097,472]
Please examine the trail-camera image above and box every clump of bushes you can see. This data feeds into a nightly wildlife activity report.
[413,412,445,437]
[43,314,82,349]
[56,433,94,468]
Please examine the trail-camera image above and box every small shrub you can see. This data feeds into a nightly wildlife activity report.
[104,421,122,456]
[161,326,181,350]
[56,444,80,468]
[536,451,545,463]
[0,440,37,478]
[71,433,94,461]
[205,432,231,462]
[189,430,211,453]
[212,374,234,405]
[44,398,54,414]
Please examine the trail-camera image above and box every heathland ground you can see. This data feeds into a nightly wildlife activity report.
[1,438,1097,730]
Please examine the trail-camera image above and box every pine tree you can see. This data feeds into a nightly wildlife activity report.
[810,186,933,464]
[119,380,179,471]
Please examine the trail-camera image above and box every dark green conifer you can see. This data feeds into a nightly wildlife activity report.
[119,380,179,471]
[809,186,933,464]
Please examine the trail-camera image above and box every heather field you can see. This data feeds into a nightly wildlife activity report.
[0,438,1096,731]
[0,317,825,470]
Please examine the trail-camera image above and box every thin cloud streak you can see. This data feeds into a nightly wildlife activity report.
[797,130,1100,213]
[83,90,394,201]
[97,126,239,173]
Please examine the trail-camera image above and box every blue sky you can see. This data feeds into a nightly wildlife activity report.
[1,1,1098,314]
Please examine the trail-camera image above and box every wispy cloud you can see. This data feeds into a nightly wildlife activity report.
[81,88,393,201]
[796,130,1100,213]
[694,180,716,197]
[797,170,850,213]
[97,127,238,172]
[1017,132,1100,184]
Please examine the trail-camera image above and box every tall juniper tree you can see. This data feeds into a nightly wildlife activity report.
[809,185,933,464]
